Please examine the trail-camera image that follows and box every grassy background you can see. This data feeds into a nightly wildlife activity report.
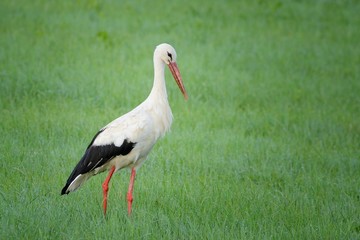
[1,0,359,239]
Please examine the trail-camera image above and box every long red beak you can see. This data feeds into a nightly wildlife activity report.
[168,62,188,100]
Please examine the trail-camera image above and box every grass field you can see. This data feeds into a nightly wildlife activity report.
[1,0,359,239]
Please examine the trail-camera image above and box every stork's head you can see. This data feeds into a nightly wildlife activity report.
[155,43,188,100]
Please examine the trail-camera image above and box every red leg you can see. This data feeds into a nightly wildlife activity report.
[102,166,115,216]
[127,168,136,216]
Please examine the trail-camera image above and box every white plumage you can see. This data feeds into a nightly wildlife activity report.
[61,43,188,215]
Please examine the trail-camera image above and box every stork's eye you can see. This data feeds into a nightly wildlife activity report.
[167,52,173,61]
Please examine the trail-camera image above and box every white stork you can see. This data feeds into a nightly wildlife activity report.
[61,43,188,216]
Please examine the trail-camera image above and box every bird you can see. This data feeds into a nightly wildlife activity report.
[61,43,188,216]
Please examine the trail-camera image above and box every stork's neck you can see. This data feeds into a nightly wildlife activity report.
[149,57,168,101]
[146,55,173,137]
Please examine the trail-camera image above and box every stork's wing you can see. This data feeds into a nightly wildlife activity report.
[61,128,136,195]
[61,105,153,195]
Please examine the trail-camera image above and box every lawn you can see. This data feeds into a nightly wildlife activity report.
[0,0,359,239]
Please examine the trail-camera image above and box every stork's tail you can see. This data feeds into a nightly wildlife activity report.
[61,173,91,195]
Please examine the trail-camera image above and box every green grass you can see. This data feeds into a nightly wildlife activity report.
[1,0,359,239]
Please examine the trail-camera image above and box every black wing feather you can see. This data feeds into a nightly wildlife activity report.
[61,130,136,195]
